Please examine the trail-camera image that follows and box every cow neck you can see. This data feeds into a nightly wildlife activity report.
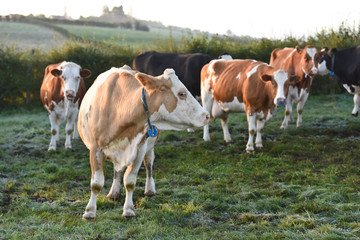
[141,87,158,138]
[330,54,335,75]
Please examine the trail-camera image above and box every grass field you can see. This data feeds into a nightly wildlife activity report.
[0,22,65,50]
[0,93,359,239]
[56,24,184,47]
[0,21,184,50]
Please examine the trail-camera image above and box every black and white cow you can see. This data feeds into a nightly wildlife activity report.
[132,51,232,98]
[319,46,360,116]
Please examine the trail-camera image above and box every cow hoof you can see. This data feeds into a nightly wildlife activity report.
[144,190,155,197]
[246,147,255,154]
[225,138,233,143]
[106,192,121,201]
[256,145,263,149]
[65,144,72,149]
[122,209,135,218]
[48,145,56,151]
[82,211,96,220]
[352,112,358,117]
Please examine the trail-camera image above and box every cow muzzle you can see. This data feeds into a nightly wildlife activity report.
[309,68,318,76]
[277,98,286,107]
[65,90,75,101]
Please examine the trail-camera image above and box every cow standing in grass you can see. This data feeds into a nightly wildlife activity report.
[201,59,299,153]
[269,46,320,129]
[40,61,91,151]
[318,46,360,117]
[78,65,210,219]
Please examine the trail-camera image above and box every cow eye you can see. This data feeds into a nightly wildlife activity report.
[178,91,187,100]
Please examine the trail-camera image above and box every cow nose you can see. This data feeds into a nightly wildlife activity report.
[66,90,75,100]
[277,98,286,106]
[310,68,318,76]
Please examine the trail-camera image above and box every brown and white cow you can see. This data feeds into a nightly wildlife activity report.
[269,45,320,129]
[78,65,210,219]
[40,61,91,151]
[201,59,299,153]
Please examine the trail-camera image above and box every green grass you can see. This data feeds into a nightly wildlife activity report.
[56,24,184,47]
[0,94,360,239]
[0,22,65,50]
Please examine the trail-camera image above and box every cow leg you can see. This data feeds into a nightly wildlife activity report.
[255,118,265,149]
[352,93,360,117]
[83,147,105,219]
[48,111,60,151]
[220,116,232,143]
[296,92,309,127]
[144,149,156,196]
[72,118,80,139]
[201,89,214,141]
[281,99,293,129]
[246,113,256,153]
[122,146,145,218]
[65,113,77,149]
[106,169,123,200]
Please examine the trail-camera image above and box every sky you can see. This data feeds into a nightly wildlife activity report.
[1,0,360,39]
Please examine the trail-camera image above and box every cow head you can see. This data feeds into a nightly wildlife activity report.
[261,70,301,106]
[51,61,91,101]
[136,68,210,130]
[297,46,319,77]
[316,47,336,75]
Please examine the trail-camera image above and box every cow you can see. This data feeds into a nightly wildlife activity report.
[132,51,232,98]
[201,59,300,153]
[269,45,320,129]
[40,61,91,151]
[78,65,210,219]
[318,46,360,116]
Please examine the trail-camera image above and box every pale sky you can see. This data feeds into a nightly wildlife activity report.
[1,0,360,39]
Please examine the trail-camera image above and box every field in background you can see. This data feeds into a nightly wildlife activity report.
[0,22,184,50]
[0,94,359,239]
[0,22,65,50]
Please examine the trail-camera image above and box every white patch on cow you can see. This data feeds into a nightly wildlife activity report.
[58,62,82,98]
[219,54,233,60]
[151,69,209,130]
[305,47,318,75]
[273,70,288,104]
[103,133,145,172]
[318,60,329,75]
[343,84,360,94]
[235,73,241,79]
[247,65,260,78]
[218,97,245,112]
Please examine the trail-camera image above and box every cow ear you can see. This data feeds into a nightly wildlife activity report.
[80,69,92,78]
[135,72,160,91]
[51,69,62,77]
[289,75,301,85]
[261,74,273,82]
[295,46,301,53]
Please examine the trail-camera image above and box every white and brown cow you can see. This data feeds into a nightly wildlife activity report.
[201,59,299,153]
[269,45,320,129]
[40,61,91,151]
[78,65,210,219]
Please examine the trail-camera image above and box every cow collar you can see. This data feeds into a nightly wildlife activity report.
[330,54,335,76]
[141,88,158,138]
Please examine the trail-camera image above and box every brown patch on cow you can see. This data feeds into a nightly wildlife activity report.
[125,182,135,192]
[285,110,290,116]
[51,129,57,135]
[249,129,255,135]
[91,183,102,194]
[259,128,264,134]
[298,110,303,115]
[67,129,72,135]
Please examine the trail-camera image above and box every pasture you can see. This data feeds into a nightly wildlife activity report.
[0,93,359,239]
